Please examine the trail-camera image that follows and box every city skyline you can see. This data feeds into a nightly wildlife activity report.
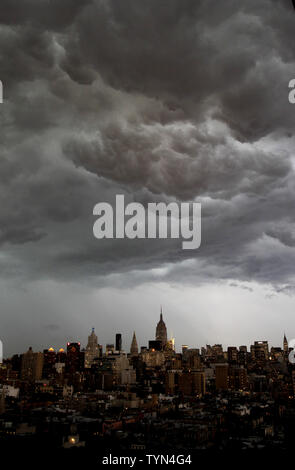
[2,309,292,359]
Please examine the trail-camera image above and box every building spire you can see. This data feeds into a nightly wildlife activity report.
[130,331,138,356]
[283,332,288,353]
[156,308,167,347]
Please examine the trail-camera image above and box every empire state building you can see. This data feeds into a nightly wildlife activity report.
[155,309,167,347]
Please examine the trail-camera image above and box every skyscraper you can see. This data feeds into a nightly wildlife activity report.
[85,328,99,368]
[250,341,269,362]
[116,333,122,352]
[215,364,229,390]
[66,342,82,373]
[130,331,138,356]
[284,333,288,354]
[43,348,56,378]
[21,347,43,382]
[227,347,238,364]
[283,333,289,362]
[155,308,167,348]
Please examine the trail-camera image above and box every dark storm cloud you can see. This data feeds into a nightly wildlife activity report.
[64,120,291,199]
[60,0,295,139]
[0,0,91,29]
[0,0,295,290]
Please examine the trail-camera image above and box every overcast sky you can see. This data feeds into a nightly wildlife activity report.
[1,0,295,356]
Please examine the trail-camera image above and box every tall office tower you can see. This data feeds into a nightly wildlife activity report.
[56,348,66,363]
[187,351,201,369]
[130,331,138,356]
[238,345,248,365]
[11,354,21,374]
[43,348,56,378]
[227,347,238,364]
[116,333,122,352]
[193,371,206,396]
[21,347,44,382]
[85,328,100,368]
[250,341,269,362]
[155,308,167,347]
[215,364,229,390]
[66,342,82,373]
[228,365,248,390]
[177,370,206,396]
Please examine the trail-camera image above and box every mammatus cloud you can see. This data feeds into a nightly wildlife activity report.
[0,1,295,293]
